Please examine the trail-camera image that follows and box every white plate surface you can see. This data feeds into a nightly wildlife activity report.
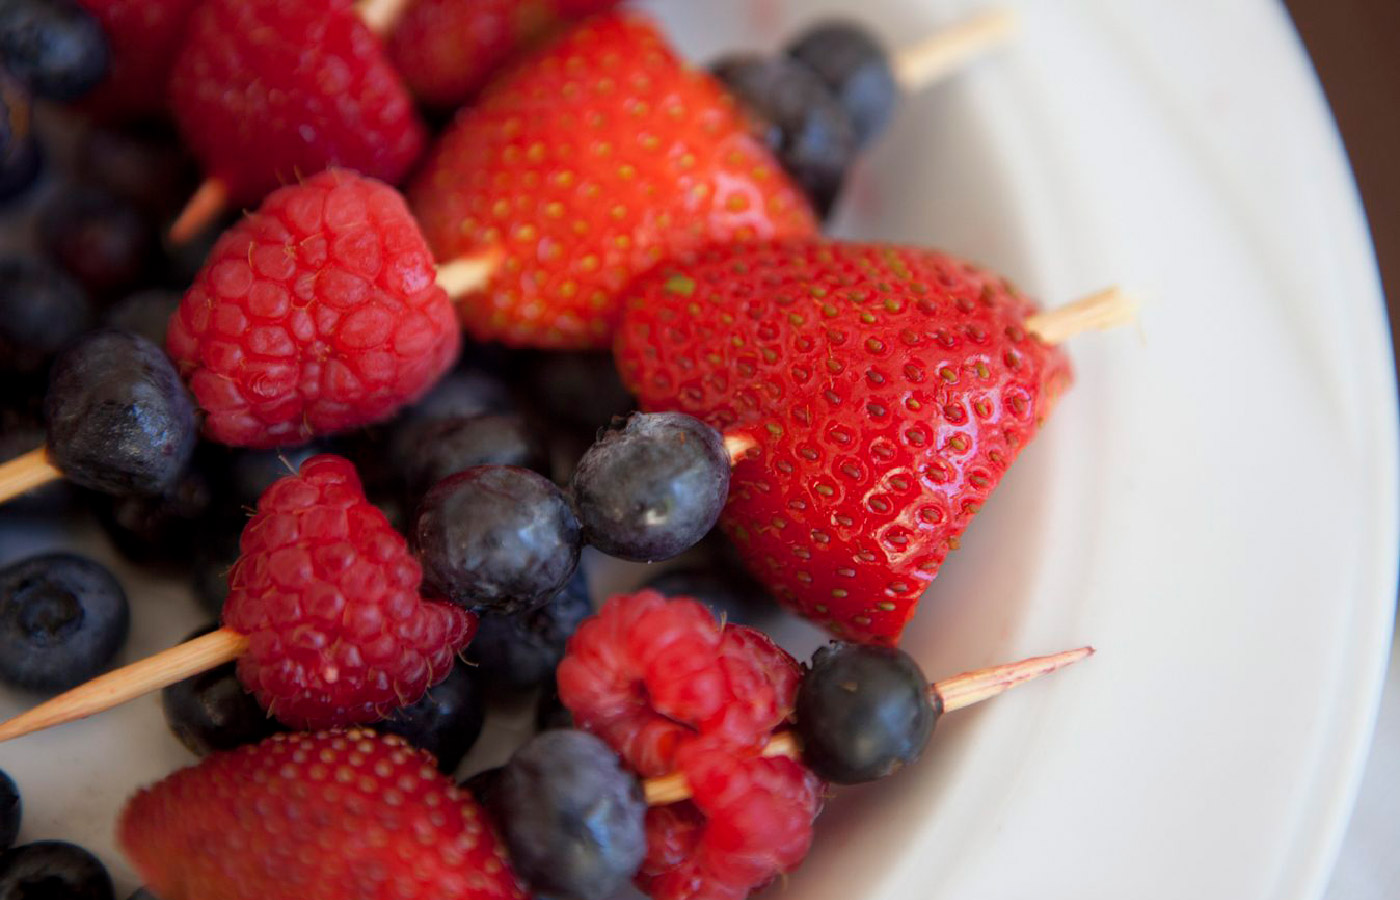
[1,1,1395,899]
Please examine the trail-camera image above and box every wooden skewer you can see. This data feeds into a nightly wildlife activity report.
[643,646,1093,805]
[168,178,229,245]
[0,448,63,503]
[892,8,1018,94]
[1025,287,1136,345]
[0,629,249,743]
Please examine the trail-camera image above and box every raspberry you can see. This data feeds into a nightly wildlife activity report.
[557,591,823,900]
[223,455,475,729]
[167,169,460,448]
[120,729,527,900]
[170,0,426,207]
[75,0,199,121]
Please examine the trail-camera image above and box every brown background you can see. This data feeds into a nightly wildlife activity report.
[1286,0,1400,359]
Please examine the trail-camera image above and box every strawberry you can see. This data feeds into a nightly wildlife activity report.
[387,0,623,111]
[408,13,817,350]
[120,729,527,900]
[614,240,1073,644]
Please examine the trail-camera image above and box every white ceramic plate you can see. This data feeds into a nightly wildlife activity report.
[2,1,1395,898]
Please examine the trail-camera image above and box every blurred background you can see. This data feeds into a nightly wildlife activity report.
[1288,2,1400,897]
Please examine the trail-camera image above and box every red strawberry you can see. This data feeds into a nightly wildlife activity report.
[557,591,823,900]
[120,729,527,900]
[167,168,460,448]
[615,240,1073,644]
[75,0,200,121]
[224,454,475,729]
[408,13,817,350]
[169,0,427,209]
[388,0,622,111]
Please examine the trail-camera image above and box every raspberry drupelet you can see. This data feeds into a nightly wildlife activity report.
[223,454,475,729]
[167,169,461,448]
[557,591,824,900]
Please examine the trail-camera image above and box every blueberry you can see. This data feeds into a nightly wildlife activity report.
[160,625,277,757]
[75,126,196,219]
[0,553,129,693]
[373,663,485,774]
[710,53,858,217]
[0,0,109,101]
[93,455,218,567]
[795,643,937,784]
[521,351,634,432]
[786,21,898,150]
[570,412,730,562]
[643,565,773,627]
[0,771,19,851]
[38,186,156,298]
[408,369,515,422]
[414,466,582,615]
[0,258,93,378]
[535,687,573,731]
[497,730,647,900]
[45,330,197,497]
[127,890,159,900]
[0,72,41,204]
[102,290,180,348]
[391,415,546,509]
[467,564,591,691]
[190,528,241,618]
[0,841,114,900]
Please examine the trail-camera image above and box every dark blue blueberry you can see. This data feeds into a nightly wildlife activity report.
[0,258,92,378]
[45,330,197,497]
[414,466,582,615]
[0,0,109,101]
[408,369,515,422]
[391,414,546,509]
[467,564,591,691]
[161,625,278,757]
[126,890,159,900]
[570,412,730,562]
[521,351,634,432]
[93,455,218,567]
[536,687,573,732]
[795,643,937,784]
[102,290,179,348]
[75,126,195,220]
[0,771,19,851]
[38,186,155,299]
[497,730,646,900]
[459,766,504,809]
[0,553,129,694]
[0,72,41,204]
[786,21,897,150]
[0,841,114,900]
[710,53,857,217]
[643,565,774,627]
[373,663,485,774]
[190,528,240,618]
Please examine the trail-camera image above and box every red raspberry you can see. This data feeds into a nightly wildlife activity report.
[169,0,427,208]
[121,729,527,900]
[167,168,460,448]
[557,591,823,900]
[388,0,622,110]
[75,0,200,121]
[223,455,475,729]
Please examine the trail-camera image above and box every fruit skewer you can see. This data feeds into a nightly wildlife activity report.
[168,7,1013,244]
[641,644,1091,805]
[0,286,1126,742]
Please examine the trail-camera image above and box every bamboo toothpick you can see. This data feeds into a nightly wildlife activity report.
[354,0,413,35]
[0,448,63,505]
[892,9,1018,93]
[1025,288,1137,345]
[642,646,1093,805]
[0,629,250,743]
